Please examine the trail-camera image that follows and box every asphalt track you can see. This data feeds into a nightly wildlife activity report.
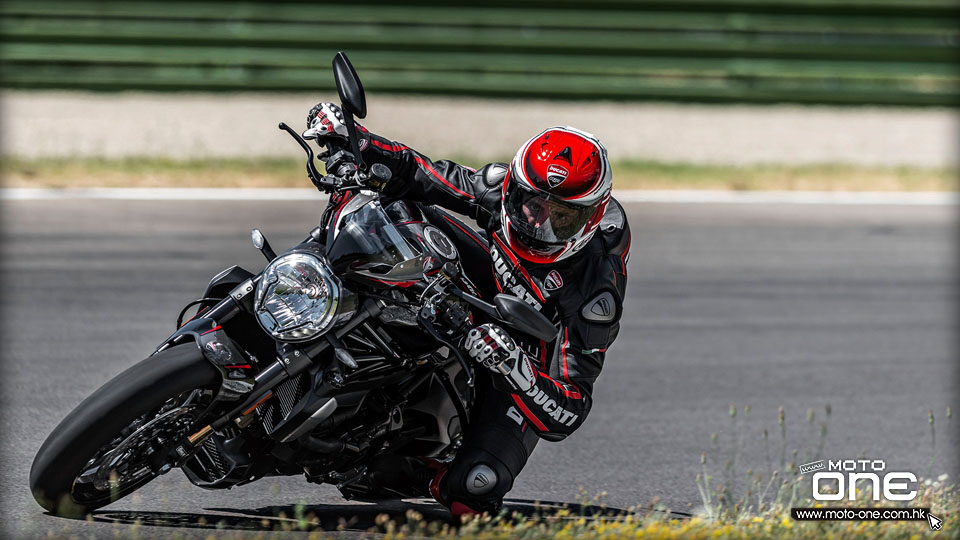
[1,198,956,538]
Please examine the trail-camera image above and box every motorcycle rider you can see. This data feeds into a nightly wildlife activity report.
[304,103,630,518]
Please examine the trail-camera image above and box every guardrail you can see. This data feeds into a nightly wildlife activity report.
[1,0,957,106]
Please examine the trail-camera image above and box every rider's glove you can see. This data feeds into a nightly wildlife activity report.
[463,323,537,392]
[303,102,353,140]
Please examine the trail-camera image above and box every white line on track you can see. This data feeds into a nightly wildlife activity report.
[613,190,957,205]
[0,188,955,205]
[0,188,325,201]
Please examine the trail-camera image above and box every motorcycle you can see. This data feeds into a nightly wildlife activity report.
[30,52,555,517]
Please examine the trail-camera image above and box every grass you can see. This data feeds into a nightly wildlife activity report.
[614,160,957,192]
[1,156,956,191]
[360,405,956,540]
[40,485,958,540]
[30,405,956,539]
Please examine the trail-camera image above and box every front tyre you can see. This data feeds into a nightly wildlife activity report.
[29,345,220,516]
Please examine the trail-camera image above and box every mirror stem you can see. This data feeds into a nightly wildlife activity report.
[342,111,366,171]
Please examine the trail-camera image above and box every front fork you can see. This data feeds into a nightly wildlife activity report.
[167,293,383,462]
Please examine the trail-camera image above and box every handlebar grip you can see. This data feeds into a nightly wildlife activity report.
[322,137,346,154]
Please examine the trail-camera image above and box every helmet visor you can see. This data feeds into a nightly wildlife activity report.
[505,179,596,246]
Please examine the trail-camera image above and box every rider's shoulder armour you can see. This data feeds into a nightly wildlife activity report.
[598,198,629,258]
[479,162,508,188]
[473,163,509,231]
[560,200,629,348]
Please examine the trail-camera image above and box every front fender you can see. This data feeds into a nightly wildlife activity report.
[156,317,256,401]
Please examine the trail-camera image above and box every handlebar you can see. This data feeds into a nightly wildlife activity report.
[412,265,477,386]
[279,122,392,194]
[418,297,474,387]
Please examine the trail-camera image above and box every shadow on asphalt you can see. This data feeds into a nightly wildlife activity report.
[76,498,689,533]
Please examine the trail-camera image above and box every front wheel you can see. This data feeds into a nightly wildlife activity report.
[29,345,220,516]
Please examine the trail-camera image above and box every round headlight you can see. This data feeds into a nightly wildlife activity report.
[254,252,341,342]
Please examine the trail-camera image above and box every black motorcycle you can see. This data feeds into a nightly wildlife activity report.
[30,52,555,517]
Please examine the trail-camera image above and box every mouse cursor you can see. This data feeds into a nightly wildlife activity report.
[927,512,942,531]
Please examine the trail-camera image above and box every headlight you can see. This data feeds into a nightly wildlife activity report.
[254,252,341,342]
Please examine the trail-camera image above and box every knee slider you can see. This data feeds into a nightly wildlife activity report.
[464,463,498,496]
[445,451,514,506]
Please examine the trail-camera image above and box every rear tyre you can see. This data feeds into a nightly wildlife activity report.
[29,345,219,517]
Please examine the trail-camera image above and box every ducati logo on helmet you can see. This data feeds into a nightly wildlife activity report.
[546,164,569,187]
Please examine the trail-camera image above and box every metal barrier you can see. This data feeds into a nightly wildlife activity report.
[1,0,957,105]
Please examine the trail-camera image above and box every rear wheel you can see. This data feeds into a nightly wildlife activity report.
[29,345,220,516]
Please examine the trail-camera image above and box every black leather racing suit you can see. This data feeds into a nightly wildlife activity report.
[356,130,631,511]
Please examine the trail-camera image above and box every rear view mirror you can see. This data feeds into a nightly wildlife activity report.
[332,52,366,119]
[493,294,557,342]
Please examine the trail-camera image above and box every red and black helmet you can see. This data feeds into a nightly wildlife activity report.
[501,126,612,263]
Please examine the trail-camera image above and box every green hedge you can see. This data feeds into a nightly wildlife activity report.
[1,0,957,106]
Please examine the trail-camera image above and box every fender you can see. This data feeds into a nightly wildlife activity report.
[155,317,257,401]
[157,264,260,392]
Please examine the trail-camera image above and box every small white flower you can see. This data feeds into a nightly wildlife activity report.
[924,478,933,486]
[938,473,949,482]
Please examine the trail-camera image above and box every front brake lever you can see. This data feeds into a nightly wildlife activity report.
[277,122,330,191]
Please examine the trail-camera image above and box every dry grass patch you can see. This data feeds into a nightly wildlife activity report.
[2,157,956,191]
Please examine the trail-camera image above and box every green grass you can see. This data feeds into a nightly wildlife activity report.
[1,156,956,192]
[0,156,305,189]
[614,160,958,191]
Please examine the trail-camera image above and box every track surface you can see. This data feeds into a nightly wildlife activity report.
[1,199,955,538]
